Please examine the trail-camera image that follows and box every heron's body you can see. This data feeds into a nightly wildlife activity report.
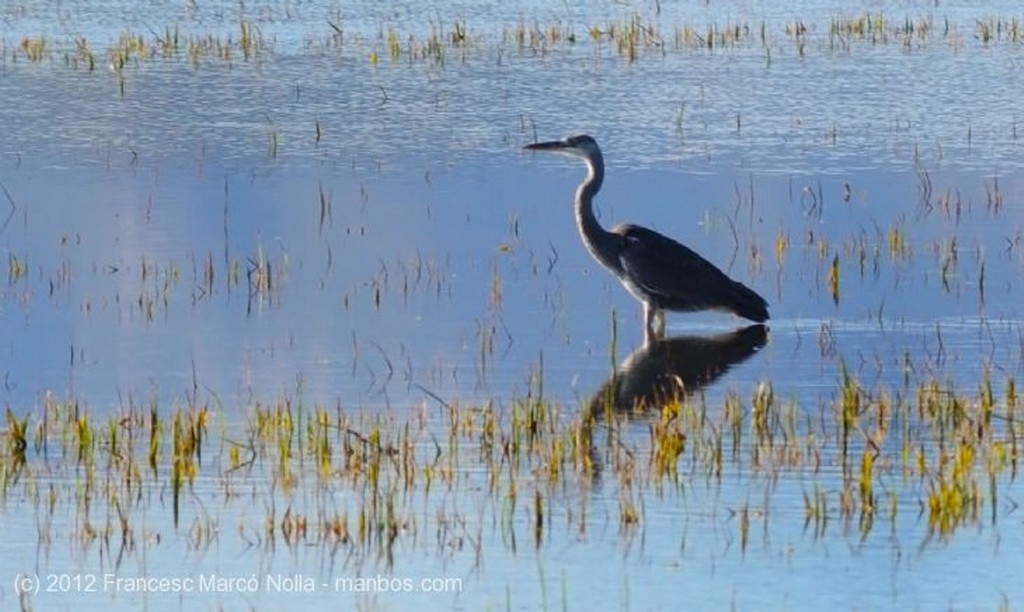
[524,135,769,343]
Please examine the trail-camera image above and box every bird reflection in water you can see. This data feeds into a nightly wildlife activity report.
[589,324,769,416]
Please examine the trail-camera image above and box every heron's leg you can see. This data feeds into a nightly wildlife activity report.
[643,302,657,346]
[643,303,665,345]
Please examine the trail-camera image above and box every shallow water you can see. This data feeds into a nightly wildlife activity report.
[2,1,1024,610]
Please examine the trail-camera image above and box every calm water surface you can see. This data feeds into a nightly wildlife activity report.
[2,1,1024,610]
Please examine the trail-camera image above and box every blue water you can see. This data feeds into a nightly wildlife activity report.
[2,1,1024,610]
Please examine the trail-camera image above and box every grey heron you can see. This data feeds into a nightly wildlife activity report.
[523,135,769,343]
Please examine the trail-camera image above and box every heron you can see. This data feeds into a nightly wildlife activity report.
[523,135,769,344]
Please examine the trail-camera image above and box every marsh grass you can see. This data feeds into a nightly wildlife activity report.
[3,7,1024,608]
[2,348,1018,577]
[7,9,1023,76]
[19,35,47,62]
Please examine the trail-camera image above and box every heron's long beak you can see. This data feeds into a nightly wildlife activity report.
[523,140,570,152]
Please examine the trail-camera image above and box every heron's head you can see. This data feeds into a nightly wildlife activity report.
[523,134,602,161]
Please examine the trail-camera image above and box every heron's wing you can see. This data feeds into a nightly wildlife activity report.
[615,224,766,319]
[615,224,726,301]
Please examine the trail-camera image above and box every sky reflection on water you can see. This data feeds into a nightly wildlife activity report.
[2,2,1024,610]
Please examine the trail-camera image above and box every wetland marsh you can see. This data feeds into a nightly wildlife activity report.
[2,1,1024,610]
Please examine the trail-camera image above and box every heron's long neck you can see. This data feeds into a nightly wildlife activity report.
[575,154,620,272]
